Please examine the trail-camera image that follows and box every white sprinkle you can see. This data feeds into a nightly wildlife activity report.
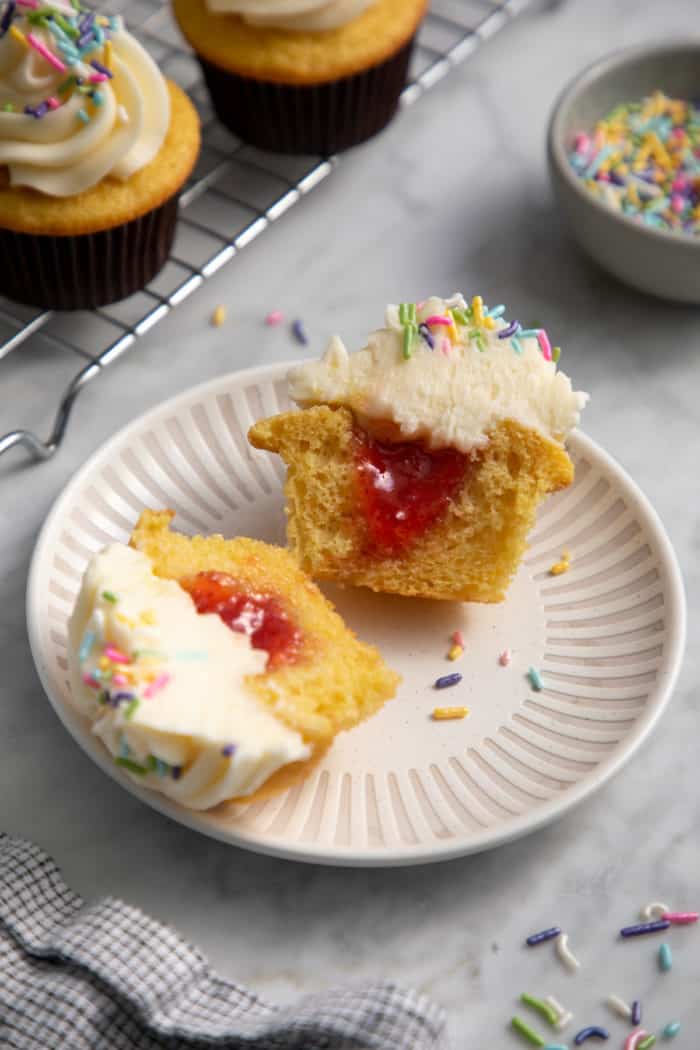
[606,994,632,1020]
[545,995,573,1031]
[117,105,129,125]
[556,932,580,971]
[640,900,670,921]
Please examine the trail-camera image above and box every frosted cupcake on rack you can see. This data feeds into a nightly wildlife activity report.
[0,0,200,309]
[171,0,428,154]
[249,294,588,603]
[67,510,398,810]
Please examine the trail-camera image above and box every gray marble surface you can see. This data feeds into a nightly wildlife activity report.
[1,0,699,1045]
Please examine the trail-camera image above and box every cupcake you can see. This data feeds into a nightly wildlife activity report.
[67,509,398,809]
[171,0,427,154]
[0,1,200,310]
[249,294,589,603]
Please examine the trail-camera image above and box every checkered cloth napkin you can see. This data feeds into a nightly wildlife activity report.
[0,834,448,1049]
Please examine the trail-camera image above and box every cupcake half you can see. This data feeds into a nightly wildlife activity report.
[0,1,200,309]
[67,510,398,810]
[249,294,589,603]
[172,0,428,154]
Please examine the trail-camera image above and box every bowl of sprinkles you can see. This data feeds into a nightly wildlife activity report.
[548,42,700,302]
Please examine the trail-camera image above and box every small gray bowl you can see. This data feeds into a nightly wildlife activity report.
[548,42,700,303]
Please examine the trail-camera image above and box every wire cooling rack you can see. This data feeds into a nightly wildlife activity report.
[0,0,534,465]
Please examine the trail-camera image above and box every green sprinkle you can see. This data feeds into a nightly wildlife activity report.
[662,1022,681,1038]
[639,1037,656,1050]
[97,690,109,705]
[552,346,561,363]
[133,649,167,660]
[398,302,416,324]
[511,1016,545,1047]
[57,75,76,94]
[146,755,158,772]
[2,103,14,112]
[450,307,471,325]
[520,994,558,1027]
[101,590,117,603]
[53,13,79,37]
[115,756,148,776]
[469,329,485,351]
[527,667,544,691]
[659,942,672,971]
[403,323,417,359]
[123,698,139,721]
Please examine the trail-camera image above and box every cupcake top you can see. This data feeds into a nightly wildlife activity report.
[289,294,589,453]
[68,543,309,811]
[0,0,169,196]
[204,0,375,32]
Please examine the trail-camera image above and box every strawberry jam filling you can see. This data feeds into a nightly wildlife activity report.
[180,572,302,670]
[354,429,471,554]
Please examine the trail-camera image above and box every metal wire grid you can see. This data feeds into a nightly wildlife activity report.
[0,0,533,465]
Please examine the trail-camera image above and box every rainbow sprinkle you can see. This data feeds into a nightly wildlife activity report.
[568,91,700,236]
[432,706,469,721]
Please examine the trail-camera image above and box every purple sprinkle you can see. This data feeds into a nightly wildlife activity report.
[110,691,136,707]
[78,9,94,31]
[498,319,521,339]
[291,319,308,346]
[90,58,112,77]
[172,765,182,781]
[419,323,435,349]
[78,30,93,48]
[221,744,236,758]
[0,1,16,36]
[526,926,561,946]
[434,673,462,690]
[24,101,49,119]
[574,1027,609,1045]
[620,919,670,937]
[631,1001,641,1026]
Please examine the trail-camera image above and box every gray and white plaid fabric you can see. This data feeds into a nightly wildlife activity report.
[0,835,448,1050]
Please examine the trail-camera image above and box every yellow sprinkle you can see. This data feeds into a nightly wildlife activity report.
[98,656,110,670]
[140,610,156,625]
[116,613,136,628]
[483,316,497,331]
[10,24,27,46]
[102,39,112,71]
[432,706,470,721]
[549,550,571,576]
[471,295,484,327]
[211,304,226,327]
[447,645,463,661]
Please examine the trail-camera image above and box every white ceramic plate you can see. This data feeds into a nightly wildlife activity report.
[27,363,686,867]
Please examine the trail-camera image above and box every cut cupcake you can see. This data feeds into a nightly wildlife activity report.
[67,510,398,810]
[249,294,588,603]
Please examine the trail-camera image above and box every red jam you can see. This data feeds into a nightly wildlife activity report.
[354,430,471,554]
[180,571,302,670]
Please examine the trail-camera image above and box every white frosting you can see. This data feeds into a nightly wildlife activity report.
[67,544,309,810]
[289,294,588,452]
[0,6,169,197]
[204,0,373,32]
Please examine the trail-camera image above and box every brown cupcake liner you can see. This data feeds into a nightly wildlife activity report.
[0,194,180,311]
[198,36,415,156]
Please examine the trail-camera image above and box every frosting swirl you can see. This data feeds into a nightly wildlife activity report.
[289,294,589,453]
[204,0,374,32]
[0,1,169,197]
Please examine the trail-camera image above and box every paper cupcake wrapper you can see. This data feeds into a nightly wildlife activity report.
[198,36,415,156]
[0,194,179,311]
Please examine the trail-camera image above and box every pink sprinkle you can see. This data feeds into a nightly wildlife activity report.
[88,73,108,83]
[105,645,130,664]
[440,337,451,355]
[452,630,464,647]
[26,32,66,72]
[624,1032,649,1050]
[144,672,171,699]
[16,0,39,7]
[498,649,511,667]
[671,175,688,191]
[537,329,552,361]
[597,171,611,182]
[416,300,426,310]
[574,132,590,153]
[265,310,284,326]
[425,315,453,327]
[82,672,100,689]
[663,911,699,924]
[46,96,60,110]
[112,673,128,686]
[671,194,685,214]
